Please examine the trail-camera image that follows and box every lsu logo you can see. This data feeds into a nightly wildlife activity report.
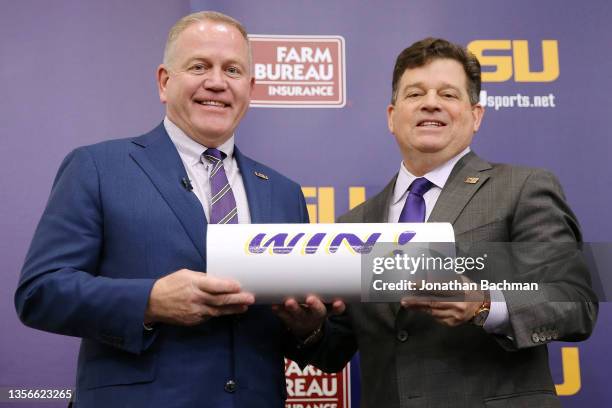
[246,231,416,255]
[468,40,559,82]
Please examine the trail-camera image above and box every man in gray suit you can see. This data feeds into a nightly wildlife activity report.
[307,38,597,407]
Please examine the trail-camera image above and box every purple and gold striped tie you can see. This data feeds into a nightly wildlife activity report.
[203,148,238,224]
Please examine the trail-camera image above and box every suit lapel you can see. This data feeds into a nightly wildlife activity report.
[234,147,272,224]
[389,153,491,317]
[428,152,491,224]
[363,176,397,223]
[395,152,492,321]
[129,124,206,263]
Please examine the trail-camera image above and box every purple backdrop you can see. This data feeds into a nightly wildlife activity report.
[1,0,610,406]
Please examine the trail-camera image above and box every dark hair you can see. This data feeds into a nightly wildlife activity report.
[391,38,481,104]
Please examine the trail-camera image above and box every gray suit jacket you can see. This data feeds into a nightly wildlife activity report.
[309,152,597,408]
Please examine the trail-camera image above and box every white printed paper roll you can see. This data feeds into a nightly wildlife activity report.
[207,223,455,303]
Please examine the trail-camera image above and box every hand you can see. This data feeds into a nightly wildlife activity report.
[272,295,345,339]
[400,297,483,327]
[145,269,254,326]
[400,277,484,327]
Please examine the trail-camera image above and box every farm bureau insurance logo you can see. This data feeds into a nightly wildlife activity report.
[285,359,351,408]
[249,35,346,108]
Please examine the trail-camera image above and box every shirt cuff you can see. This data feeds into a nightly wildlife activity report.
[483,289,510,335]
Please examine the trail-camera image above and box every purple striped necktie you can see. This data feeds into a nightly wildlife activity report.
[202,148,238,224]
[398,177,434,223]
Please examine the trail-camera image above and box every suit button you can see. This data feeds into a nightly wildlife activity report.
[531,333,540,343]
[224,379,237,393]
[397,330,409,342]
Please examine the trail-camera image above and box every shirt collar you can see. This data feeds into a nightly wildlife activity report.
[392,147,471,205]
[164,116,235,166]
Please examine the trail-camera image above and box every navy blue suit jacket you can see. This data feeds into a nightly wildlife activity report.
[15,124,309,407]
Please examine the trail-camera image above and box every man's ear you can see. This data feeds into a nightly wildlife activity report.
[249,76,255,97]
[157,65,170,104]
[472,103,484,132]
[387,104,396,134]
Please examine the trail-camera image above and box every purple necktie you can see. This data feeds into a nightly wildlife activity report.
[203,148,238,224]
[398,177,434,222]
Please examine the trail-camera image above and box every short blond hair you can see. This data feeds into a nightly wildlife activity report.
[163,11,251,69]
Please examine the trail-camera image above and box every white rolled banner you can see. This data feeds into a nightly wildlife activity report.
[207,222,455,303]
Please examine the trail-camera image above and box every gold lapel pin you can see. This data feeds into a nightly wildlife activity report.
[254,171,269,180]
[464,177,479,184]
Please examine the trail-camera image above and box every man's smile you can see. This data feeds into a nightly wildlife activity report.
[416,119,447,127]
[194,99,230,108]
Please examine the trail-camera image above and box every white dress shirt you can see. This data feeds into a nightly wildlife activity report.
[389,147,509,334]
[388,148,470,224]
[164,117,251,224]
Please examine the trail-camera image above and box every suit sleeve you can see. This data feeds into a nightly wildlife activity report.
[500,169,598,350]
[14,147,157,354]
[298,184,309,224]
[296,310,359,373]
[286,211,360,372]
[283,183,359,370]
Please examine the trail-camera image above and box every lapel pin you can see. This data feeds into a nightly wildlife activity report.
[254,171,269,180]
[464,177,479,184]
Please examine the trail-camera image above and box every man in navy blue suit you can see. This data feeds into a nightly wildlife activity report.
[15,11,335,408]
